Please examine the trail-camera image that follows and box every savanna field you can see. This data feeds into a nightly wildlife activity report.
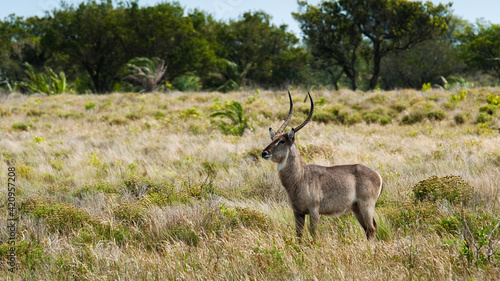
[0,88,500,280]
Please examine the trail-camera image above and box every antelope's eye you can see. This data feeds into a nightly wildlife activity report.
[275,139,283,146]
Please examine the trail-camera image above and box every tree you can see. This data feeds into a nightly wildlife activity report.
[216,11,306,88]
[380,16,468,89]
[294,1,362,90]
[339,0,452,90]
[121,57,167,92]
[458,23,500,81]
[0,15,49,91]
[42,0,125,93]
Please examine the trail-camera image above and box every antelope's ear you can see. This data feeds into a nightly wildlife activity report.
[287,128,295,141]
[269,128,276,140]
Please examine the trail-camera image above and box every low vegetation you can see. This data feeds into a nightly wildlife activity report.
[0,88,499,280]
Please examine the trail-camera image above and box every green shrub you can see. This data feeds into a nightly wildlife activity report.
[20,62,73,95]
[421,82,432,91]
[412,175,474,205]
[31,203,97,234]
[337,108,361,125]
[85,102,96,111]
[362,111,380,124]
[113,203,148,228]
[12,122,30,131]
[454,113,468,124]
[427,109,446,121]
[172,72,201,92]
[202,205,271,236]
[487,94,500,106]
[235,207,271,230]
[450,90,467,103]
[150,111,165,120]
[365,93,388,104]
[479,104,497,115]
[125,112,143,120]
[383,201,441,229]
[391,102,408,113]
[475,112,492,124]
[210,100,251,136]
[312,109,335,123]
[379,115,392,125]
[166,225,199,246]
[401,112,424,124]
[181,107,201,120]
[26,109,45,117]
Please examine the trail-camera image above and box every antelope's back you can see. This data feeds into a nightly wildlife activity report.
[307,163,382,200]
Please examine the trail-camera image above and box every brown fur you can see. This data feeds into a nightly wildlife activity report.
[262,126,383,240]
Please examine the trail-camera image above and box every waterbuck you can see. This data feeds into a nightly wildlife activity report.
[261,92,383,240]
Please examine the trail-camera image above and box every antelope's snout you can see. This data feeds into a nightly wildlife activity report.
[261,150,271,159]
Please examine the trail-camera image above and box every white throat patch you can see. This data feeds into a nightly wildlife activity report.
[278,147,290,171]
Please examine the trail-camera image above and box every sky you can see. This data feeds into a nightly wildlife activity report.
[1,0,499,36]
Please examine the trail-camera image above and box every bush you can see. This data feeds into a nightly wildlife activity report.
[85,102,96,111]
[475,112,492,124]
[479,104,497,115]
[210,100,251,136]
[31,203,97,234]
[20,62,73,95]
[401,112,424,124]
[427,109,446,121]
[202,204,270,235]
[172,72,201,92]
[454,113,468,124]
[412,175,474,205]
[362,111,381,124]
[12,122,30,131]
[391,102,408,113]
[113,203,148,228]
[450,90,467,103]
[337,108,361,125]
[379,115,392,125]
[487,94,500,106]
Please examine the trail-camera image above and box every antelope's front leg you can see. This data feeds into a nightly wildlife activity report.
[309,209,320,239]
[294,212,305,238]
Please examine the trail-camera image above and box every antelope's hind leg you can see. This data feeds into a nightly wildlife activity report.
[352,201,377,240]
[294,212,306,238]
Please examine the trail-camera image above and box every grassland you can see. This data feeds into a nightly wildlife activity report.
[0,88,499,280]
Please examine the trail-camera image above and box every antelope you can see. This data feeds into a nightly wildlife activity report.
[261,92,383,240]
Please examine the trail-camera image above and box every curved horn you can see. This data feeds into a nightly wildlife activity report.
[275,91,293,134]
[293,92,314,133]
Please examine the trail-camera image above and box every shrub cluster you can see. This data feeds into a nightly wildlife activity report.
[412,175,474,205]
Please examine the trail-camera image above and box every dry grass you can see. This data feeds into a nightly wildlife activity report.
[0,88,499,280]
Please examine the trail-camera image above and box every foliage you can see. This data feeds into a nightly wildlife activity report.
[380,17,468,89]
[421,83,432,91]
[294,1,362,90]
[171,72,201,92]
[121,57,167,92]
[458,23,500,80]
[450,90,468,103]
[214,11,307,89]
[12,122,30,131]
[487,94,500,106]
[412,175,474,205]
[210,100,251,136]
[295,0,452,90]
[20,63,72,94]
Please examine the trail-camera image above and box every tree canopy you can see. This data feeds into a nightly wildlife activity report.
[0,0,498,94]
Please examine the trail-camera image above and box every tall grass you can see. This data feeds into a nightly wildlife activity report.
[0,88,499,280]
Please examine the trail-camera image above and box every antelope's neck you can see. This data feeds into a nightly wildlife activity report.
[277,144,304,193]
